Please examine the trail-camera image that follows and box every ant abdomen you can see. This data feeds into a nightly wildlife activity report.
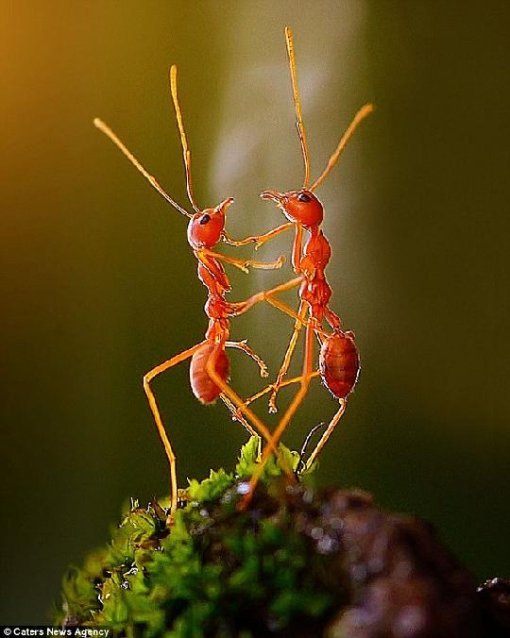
[190,343,230,404]
[319,331,360,399]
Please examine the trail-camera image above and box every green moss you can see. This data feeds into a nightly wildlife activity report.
[56,437,497,637]
[55,439,341,636]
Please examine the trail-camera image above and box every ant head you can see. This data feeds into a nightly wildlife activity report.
[261,189,323,228]
[187,198,234,249]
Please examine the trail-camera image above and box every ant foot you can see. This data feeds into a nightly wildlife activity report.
[267,385,279,413]
[254,235,271,251]
[231,408,244,423]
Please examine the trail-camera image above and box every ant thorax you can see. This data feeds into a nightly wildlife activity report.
[301,230,332,272]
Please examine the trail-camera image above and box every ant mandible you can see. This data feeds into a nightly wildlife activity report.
[94,65,297,517]
[239,26,373,494]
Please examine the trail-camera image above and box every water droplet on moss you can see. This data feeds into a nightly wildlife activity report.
[330,516,344,531]
[311,526,324,540]
[317,535,338,554]
[393,604,426,637]
[303,488,314,504]
[237,482,250,495]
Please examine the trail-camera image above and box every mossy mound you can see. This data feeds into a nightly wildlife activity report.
[55,438,505,637]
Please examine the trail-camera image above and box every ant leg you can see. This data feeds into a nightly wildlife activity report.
[220,394,258,438]
[268,301,308,413]
[265,320,316,455]
[243,256,286,271]
[240,321,316,508]
[228,276,304,318]
[221,339,270,431]
[243,370,320,409]
[205,344,290,473]
[304,399,347,470]
[225,340,268,377]
[200,248,285,273]
[291,223,304,273]
[263,295,304,323]
[222,221,294,249]
[143,341,205,518]
[233,370,320,422]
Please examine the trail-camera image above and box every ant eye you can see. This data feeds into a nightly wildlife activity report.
[297,192,311,203]
[199,214,211,225]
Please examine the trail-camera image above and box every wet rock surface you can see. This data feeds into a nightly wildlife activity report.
[181,483,504,637]
[303,488,478,637]
[476,577,510,637]
[229,485,482,637]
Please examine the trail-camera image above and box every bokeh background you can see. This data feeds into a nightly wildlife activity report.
[1,0,509,624]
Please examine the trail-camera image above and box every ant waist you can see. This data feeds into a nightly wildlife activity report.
[205,318,230,342]
[299,276,332,302]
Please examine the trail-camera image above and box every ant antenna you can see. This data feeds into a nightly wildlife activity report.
[285,26,311,190]
[170,65,200,213]
[310,103,374,192]
[93,118,192,218]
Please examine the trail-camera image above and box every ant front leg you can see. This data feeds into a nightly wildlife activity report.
[200,248,285,274]
[222,222,294,250]
[143,341,205,520]
[227,276,304,319]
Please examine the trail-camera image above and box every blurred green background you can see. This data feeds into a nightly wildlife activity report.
[1,0,509,624]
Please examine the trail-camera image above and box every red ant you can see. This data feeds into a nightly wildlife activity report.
[94,65,300,516]
[238,27,373,495]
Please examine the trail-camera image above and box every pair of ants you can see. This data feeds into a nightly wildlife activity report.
[94,27,373,519]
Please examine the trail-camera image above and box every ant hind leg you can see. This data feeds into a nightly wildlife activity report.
[204,344,286,468]
[220,394,258,438]
[143,341,205,520]
[240,321,316,509]
[268,301,308,413]
[304,399,347,470]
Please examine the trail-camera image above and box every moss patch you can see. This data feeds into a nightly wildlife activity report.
[56,440,339,636]
[56,438,492,637]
